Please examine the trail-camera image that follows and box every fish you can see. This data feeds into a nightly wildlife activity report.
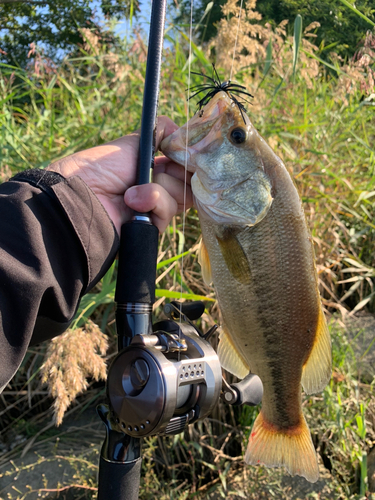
[160,90,331,483]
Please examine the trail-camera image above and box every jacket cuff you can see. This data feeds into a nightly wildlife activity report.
[13,169,120,293]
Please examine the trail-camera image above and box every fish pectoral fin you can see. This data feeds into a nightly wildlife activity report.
[217,325,249,379]
[197,238,212,286]
[245,411,319,483]
[216,231,251,285]
[301,308,332,395]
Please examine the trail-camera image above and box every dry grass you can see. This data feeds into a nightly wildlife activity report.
[40,321,108,425]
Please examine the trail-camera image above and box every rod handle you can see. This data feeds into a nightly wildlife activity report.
[115,220,159,305]
[98,456,142,500]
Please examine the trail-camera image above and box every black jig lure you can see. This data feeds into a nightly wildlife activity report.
[188,64,253,123]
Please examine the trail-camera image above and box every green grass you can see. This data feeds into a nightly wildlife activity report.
[0,9,375,500]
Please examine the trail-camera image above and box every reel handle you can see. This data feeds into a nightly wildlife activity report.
[231,373,263,406]
[222,372,263,407]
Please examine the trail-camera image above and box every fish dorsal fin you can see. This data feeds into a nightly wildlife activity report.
[216,230,251,285]
[301,307,332,395]
[217,325,250,379]
[197,238,212,285]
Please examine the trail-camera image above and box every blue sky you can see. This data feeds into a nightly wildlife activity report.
[93,0,175,41]
[113,0,152,39]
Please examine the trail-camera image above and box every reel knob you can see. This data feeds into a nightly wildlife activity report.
[126,358,150,394]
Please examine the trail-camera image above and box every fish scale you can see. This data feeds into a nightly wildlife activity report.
[203,199,317,426]
[161,90,331,482]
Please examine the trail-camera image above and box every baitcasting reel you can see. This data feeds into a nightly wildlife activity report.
[107,301,263,438]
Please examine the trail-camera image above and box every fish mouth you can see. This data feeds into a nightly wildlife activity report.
[160,91,233,169]
[186,91,231,146]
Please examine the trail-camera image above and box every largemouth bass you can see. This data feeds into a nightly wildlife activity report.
[161,91,331,482]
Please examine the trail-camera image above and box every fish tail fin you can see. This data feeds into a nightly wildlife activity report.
[245,411,319,483]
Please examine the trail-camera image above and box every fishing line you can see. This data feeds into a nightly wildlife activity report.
[177,0,194,360]
[230,0,244,81]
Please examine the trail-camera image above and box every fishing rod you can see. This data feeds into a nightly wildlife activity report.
[96,2,263,498]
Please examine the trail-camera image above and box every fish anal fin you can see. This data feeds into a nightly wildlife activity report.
[216,231,251,285]
[245,411,319,483]
[302,308,332,395]
[217,325,249,379]
[197,238,212,285]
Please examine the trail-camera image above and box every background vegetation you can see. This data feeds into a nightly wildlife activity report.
[176,0,374,57]
[0,0,129,67]
[0,0,375,498]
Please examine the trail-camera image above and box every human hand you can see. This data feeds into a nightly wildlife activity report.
[47,116,193,234]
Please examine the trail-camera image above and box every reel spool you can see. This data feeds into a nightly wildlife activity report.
[107,317,222,437]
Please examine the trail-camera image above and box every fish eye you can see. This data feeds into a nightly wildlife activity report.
[230,128,247,144]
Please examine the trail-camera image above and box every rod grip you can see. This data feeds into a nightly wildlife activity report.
[115,221,159,305]
[98,456,142,500]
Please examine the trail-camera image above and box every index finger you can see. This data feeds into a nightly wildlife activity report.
[154,156,192,184]
[155,116,180,150]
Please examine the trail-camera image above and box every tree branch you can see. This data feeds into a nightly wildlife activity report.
[0,0,49,4]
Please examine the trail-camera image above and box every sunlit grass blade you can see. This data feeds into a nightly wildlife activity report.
[293,14,303,81]
[156,289,215,301]
[157,249,192,269]
[349,293,375,315]
[194,1,213,33]
[180,31,211,67]
[73,280,116,327]
[263,38,272,76]
[337,0,375,27]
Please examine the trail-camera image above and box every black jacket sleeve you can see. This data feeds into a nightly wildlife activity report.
[0,169,119,392]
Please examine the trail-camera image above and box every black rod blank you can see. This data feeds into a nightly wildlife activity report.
[137,0,167,185]
[98,0,168,498]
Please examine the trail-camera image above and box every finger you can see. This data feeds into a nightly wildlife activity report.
[94,116,177,170]
[154,157,193,184]
[155,116,179,150]
[124,183,178,233]
[153,171,193,211]
[108,116,177,154]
